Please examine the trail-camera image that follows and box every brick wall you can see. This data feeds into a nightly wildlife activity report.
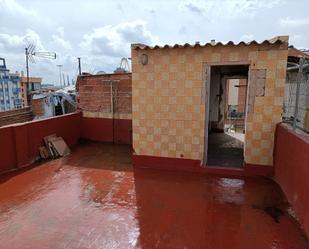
[77,73,132,119]
[32,98,45,116]
[0,107,33,127]
[131,41,288,166]
[77,73,132,144]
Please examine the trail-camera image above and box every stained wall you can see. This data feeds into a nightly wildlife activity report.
[0,112,81,174]
[77,73,132,144]
[274,123,309,236]
[131,41,288,166]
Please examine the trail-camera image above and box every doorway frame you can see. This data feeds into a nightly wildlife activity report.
[202,61,251,167]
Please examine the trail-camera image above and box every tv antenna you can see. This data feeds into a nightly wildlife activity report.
[25,43,56,86]
[119,57,131,72]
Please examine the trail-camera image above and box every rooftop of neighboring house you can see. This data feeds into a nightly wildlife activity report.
[20,76,42,84]
[0,58,6,69]
[0,58,9,73]
[78,71,131,78]
[41,85,62,93]
[288,46,309,62]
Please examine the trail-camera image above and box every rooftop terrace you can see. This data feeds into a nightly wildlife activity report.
[0,141,308,249]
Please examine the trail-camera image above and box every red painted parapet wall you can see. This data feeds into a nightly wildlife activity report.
[274,123,309,236]
[132,154,273,177]
[81,117,132,145]
[0,112,82,174]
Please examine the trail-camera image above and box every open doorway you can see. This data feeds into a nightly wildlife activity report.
[206,65,249,168]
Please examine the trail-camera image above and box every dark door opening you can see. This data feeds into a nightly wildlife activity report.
[206,65,249,168]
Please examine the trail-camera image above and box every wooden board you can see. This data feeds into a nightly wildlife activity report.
[39,146,50,159]
[43,134,57,157]
[48,137,71,156]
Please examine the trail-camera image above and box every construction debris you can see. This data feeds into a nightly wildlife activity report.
[39,146,49,159]
[32,86,76,120]
[48,137,71,156]
[40,135,71,159]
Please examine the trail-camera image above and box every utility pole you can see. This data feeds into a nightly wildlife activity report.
[62,73,66,87]
[67,75,70,86]
[25,48,29,87]
[57,65,62,87]
[78,57,81,75]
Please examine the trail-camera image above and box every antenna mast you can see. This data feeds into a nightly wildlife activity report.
[25,43,56,86]
[57,65,63,86]
[78,57,82,75]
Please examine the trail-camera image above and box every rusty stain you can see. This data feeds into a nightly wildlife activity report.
[0,142,308,249]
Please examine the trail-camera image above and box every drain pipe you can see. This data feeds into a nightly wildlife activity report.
[101,79,120,143]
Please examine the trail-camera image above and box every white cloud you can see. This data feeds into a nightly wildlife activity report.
[52,27,72,51]
[180,0,281,18]
[52,35,72,50]
[0,0,37,17]
[279,17,309,28]
[80,20,156,57]
[0,29,44,51]
[182,1,204,14]
[146,7,156,14]
[240,34,254,41]
[289,34,308,49]
[56,27,65,37]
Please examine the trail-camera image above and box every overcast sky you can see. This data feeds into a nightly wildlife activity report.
[0,0,308,85]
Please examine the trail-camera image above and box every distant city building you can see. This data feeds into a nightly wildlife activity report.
[41,84,62,93]
[0,58,22,111]
[20,73,42,107]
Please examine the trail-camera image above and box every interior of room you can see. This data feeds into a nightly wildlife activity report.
[206,65,249,168]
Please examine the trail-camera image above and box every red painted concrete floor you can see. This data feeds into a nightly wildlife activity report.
[0,142,308,249]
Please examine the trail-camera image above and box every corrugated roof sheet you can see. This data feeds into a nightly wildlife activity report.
[288,47,309,60]
[131,36,289,50]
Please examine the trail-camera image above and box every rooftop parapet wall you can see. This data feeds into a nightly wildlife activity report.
[131,39,288,166]
[0,112,81,174]
[20,76,42,84]
[274,123,309,237]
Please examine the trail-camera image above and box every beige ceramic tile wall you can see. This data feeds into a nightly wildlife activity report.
[83,111,132,120]
[131,43,288,166]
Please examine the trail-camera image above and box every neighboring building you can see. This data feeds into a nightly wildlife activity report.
[41,84,61,93]
[32,86,76,119]
[131,36,289,171]
[76,70,132,144]
[20,74,42,107]
[0,107,33,127]
[284,47,309,132]
[0,58,22,111]
[224,78,247,132]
